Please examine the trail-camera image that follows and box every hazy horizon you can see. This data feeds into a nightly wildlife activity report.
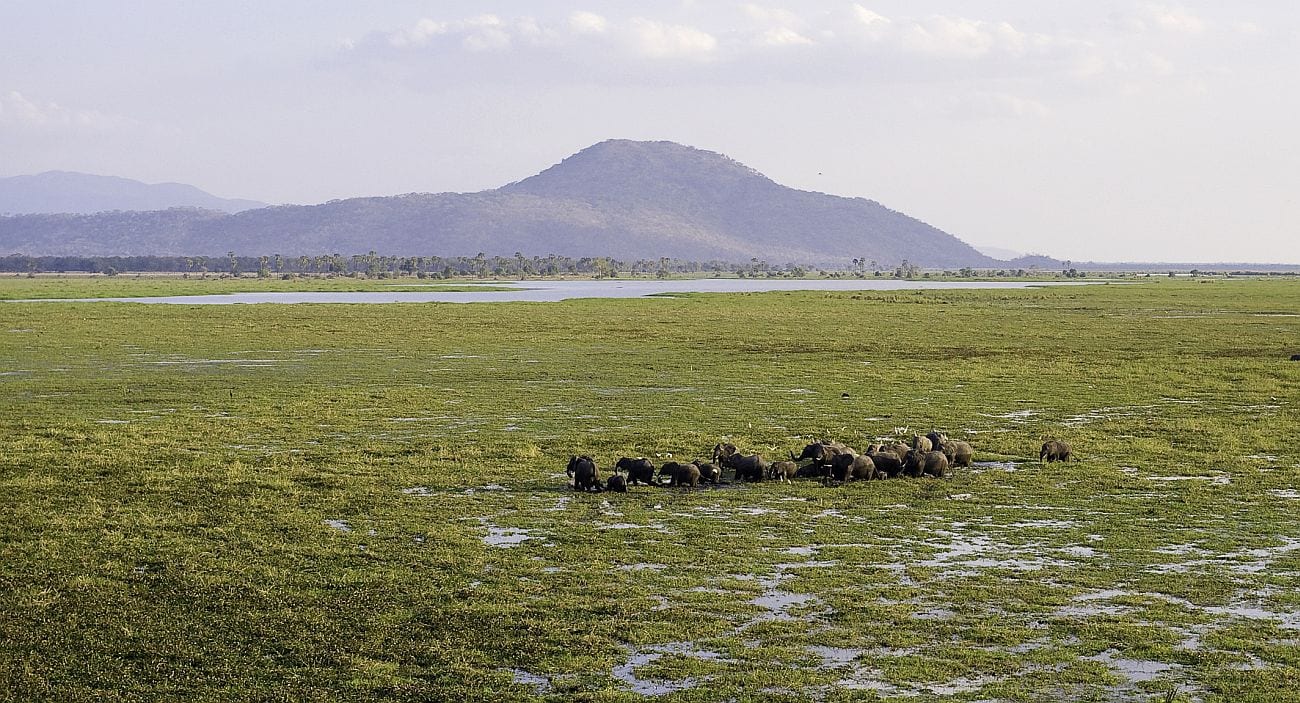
[3,2,1297,263]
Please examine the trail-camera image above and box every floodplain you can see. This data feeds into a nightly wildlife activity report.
[1,276,1298,701]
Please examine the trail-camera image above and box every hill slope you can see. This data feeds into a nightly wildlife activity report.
[0,141,994,266]
[0,171,266,215]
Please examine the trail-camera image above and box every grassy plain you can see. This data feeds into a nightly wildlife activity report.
[1,277,1298,701]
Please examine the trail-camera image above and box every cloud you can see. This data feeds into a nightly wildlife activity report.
[1111,4,1208,36]
[626,18,718,60]
[946,91,1051,120]
[1147,5,1207,35]
[568,11,607,35]
[0,90,130,132]
[758,27,813,47]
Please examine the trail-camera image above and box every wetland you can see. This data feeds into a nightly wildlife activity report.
[1,276,1298,701]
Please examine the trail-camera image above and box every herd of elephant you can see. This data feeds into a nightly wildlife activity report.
[565,433,1075,492]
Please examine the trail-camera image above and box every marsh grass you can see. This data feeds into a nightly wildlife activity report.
[1,278,1298,701]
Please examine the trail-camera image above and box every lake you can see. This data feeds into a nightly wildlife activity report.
[11,278,1106,304]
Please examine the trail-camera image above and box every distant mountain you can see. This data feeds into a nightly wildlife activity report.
[974,244,1023,260]
[0,141,996,266]
[0,171,266,215]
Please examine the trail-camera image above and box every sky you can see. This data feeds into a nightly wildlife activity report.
[1,1,1297,263]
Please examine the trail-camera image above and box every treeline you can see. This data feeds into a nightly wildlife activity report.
[1,252,761,278]
[0,252,1020,279]
[4,253,1290,279]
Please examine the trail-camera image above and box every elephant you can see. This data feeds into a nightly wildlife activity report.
[829,453,876,483]
[1292,354,1300,361]
[768,460,798,483]
[867,450,905,479]
[1040,440,1073,463]
[712,443,739,465]
[566,455,600,492]
[616,457,658,486]
[693,461,723,485]
[659,461,701,487]
[911,435,933,452]
[886,442,912,462]
[723,452,768,482]
[797,442,855,473]
[905,450,949,478]
[926,431,949,451]
[604,474,628,493]
[796,464,828,479]
[938,440,973,468]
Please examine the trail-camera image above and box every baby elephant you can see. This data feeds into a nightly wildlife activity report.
[616,457,658,486]
[768,460,798,483]
[659,461,701,487]
[1040,440,1073,463]
[693,461,723,485]
[604,474,628,493]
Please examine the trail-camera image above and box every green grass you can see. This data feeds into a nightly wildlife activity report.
[1,277,1298,701]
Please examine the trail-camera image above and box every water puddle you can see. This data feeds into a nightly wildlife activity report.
[1146,474,1231,485]
[808,646,863,669]
[506,668,551,693]
[612,642,725,696]
[323,519,352,532]
[971,460,1020,472]
[1086,649,1177,683]
[483,525,538,547]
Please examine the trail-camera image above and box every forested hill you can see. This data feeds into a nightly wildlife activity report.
[0,141,996,267]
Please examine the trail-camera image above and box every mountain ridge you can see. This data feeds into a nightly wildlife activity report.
[0,141,996,266]
[0,171,267,215]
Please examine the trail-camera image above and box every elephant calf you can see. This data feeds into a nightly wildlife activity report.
[693,461,723,485]
[768,460,798,483]
[604,474,628,493]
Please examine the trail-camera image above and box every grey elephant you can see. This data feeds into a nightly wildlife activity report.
[724,452,768,482]
[566,455,600,491]
[936,440,973,468]
[829,453,876,483]
[712,443,739,465]
[905,450,949,478]
[659,461,701,487]
[693,461,723,485]
[768,460,798,483]
[604,474,628,493]
[911,435,933,452]
[615,457,657,486]
[867,450,905,478]
[1040,440,1073,463]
